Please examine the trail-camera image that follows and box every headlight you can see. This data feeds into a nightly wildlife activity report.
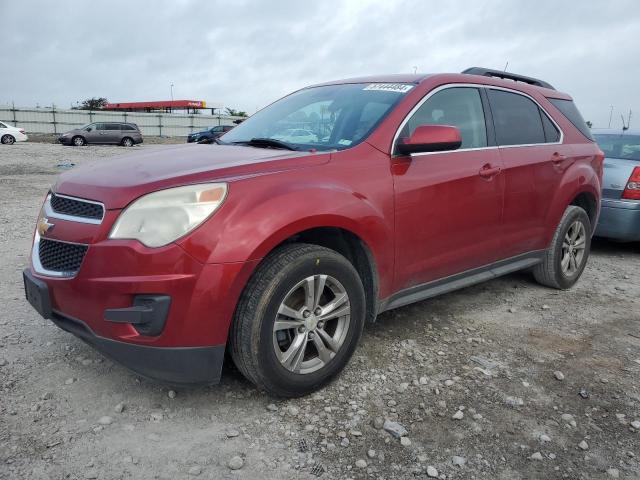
[109,183,227,247]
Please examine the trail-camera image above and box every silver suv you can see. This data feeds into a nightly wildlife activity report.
[58,122,143,147]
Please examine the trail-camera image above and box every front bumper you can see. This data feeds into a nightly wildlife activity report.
[24,224,258,384]
[595,198,640,241]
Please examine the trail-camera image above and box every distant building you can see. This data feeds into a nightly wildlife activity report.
[104,100,223,115]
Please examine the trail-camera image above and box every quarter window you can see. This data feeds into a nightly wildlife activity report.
[540,109,560,142]
[398,87,487,151]
[488,90,545,146]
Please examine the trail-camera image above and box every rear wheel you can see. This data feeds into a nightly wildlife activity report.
[72,136,85,146]
[1,134,15,145]
[230,244,366,397]
[533,205,591,289]
[121,137,134,147]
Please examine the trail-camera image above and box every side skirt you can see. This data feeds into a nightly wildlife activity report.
[378,250,545,313]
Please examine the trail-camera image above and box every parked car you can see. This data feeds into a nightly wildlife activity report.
[187,125,234,143]
[23,68,602,397]
[58,122,143,146]
[592,128,640,241]
[272,128,318,143]
[0,121,28,144]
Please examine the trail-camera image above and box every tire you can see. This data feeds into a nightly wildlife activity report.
[230,243,366,397]
[533,205,591,289]
[121,137,134,147]
[72,136,85,146]
[1,134,15,145]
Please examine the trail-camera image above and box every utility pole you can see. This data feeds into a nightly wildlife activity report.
[412,66,417,74]
[170,83,174,102]
[608,105,614,128]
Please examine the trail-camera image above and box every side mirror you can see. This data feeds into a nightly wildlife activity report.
[396,125,462,155]
[86,127,92,132]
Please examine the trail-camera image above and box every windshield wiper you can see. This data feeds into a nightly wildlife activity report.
[231,138,298,151]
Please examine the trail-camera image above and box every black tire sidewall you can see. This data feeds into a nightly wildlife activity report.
[72,136,85,146]
[552,208,591,289]
[256,252,365,395]
[122,137,133,146]
[2,135,14,145]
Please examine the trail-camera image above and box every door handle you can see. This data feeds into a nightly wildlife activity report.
[551,152,567,165]
[479,164,501,178]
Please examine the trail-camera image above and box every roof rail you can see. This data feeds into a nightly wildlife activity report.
[461,67,555,90]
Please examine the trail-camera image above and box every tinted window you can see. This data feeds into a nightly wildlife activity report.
[105,123,121,131]
[540,109,560,142]
[122,124,136,131]
[488,90,545,146]
[549,98,594,141]
[399,87,487,150]
[211,126,224,132]
[94,123,106,131]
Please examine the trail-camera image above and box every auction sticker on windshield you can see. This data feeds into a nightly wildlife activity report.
[363,83,414,93]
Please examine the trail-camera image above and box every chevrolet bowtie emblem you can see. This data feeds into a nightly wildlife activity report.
[37,217,55,236]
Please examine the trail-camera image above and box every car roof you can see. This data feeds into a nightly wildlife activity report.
[308,72,570,99]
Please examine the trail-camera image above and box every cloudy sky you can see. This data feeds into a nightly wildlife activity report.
[2,0,639,128]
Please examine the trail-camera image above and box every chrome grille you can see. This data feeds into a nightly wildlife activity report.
[50,193,104,221]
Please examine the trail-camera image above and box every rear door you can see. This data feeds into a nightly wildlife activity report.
[104,123,123,144]
[487,88,569,258]
[393,86,504,289]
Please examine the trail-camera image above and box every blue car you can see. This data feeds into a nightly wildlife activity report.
[593,129,640,241]
[186,125,234,143]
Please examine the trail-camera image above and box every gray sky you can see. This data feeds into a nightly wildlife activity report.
[2,0,638,128]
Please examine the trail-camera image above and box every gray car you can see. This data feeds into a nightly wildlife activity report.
[58,122,143,147]
[593,128,640,241]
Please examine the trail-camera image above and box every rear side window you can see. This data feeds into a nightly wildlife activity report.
[488,90,545,146]
[105,123,121,130]
[399,87,487,149]
[540,109,560,142]
[122,124,136,131]
[548,98,594,141]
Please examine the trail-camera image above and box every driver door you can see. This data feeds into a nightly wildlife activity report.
[392,86,505,290]
[84,123,104,144]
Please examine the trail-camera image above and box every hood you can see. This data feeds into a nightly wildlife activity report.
[54,143,328,209]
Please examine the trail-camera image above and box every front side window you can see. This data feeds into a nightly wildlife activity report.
[221,83,412,151]
[398,87,487,150]
[488,90,545,146]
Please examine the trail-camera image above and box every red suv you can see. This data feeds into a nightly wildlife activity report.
[23,68,603,397]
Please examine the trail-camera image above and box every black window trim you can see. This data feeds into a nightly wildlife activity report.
[392,83,564,156]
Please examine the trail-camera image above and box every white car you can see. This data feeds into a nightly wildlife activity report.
[272,128,318,144]
[0,121,28,144]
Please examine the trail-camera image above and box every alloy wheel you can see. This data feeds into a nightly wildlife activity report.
[272,274,351,374]
[561,220,586,276]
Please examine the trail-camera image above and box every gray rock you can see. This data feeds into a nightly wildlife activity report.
[383,420,408,438]
[84,470,98,479]
[578,440,589,450]
[631,420,640,429]
[187,465,202,476]
[452,410,464,420]
[97,416,113,425]
[553,371,565,381]
[367,449,376,459]
[167,390,176,399]
[606,468,619,478]
[226,429,240,438]
[266,403,278,412]
[452,455,466,466]
[355,459,367,469]
[0,358,7,367]
[426,466,438,477]
[227,456,244,470]
[539,434,551,442]
[530,452,543,460]
[114,403,124,414]
[400,437,411,446]
[287,405,299,416]
[505,396,524,407]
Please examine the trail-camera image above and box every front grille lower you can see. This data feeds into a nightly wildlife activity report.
[38,238,88,273]
[50,194,103,221]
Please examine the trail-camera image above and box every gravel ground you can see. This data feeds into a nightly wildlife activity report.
[1,143,639,480]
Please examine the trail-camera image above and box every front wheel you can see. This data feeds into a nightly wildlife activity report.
[533,205,591,289]
[72,136,85,146]
[230,244,366,397]
[1,134,15,145]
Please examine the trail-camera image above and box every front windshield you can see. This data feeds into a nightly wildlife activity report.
[594,134,640,161]
[220,83,414,150]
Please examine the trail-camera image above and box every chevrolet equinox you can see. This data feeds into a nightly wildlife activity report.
[23,68,603,397]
